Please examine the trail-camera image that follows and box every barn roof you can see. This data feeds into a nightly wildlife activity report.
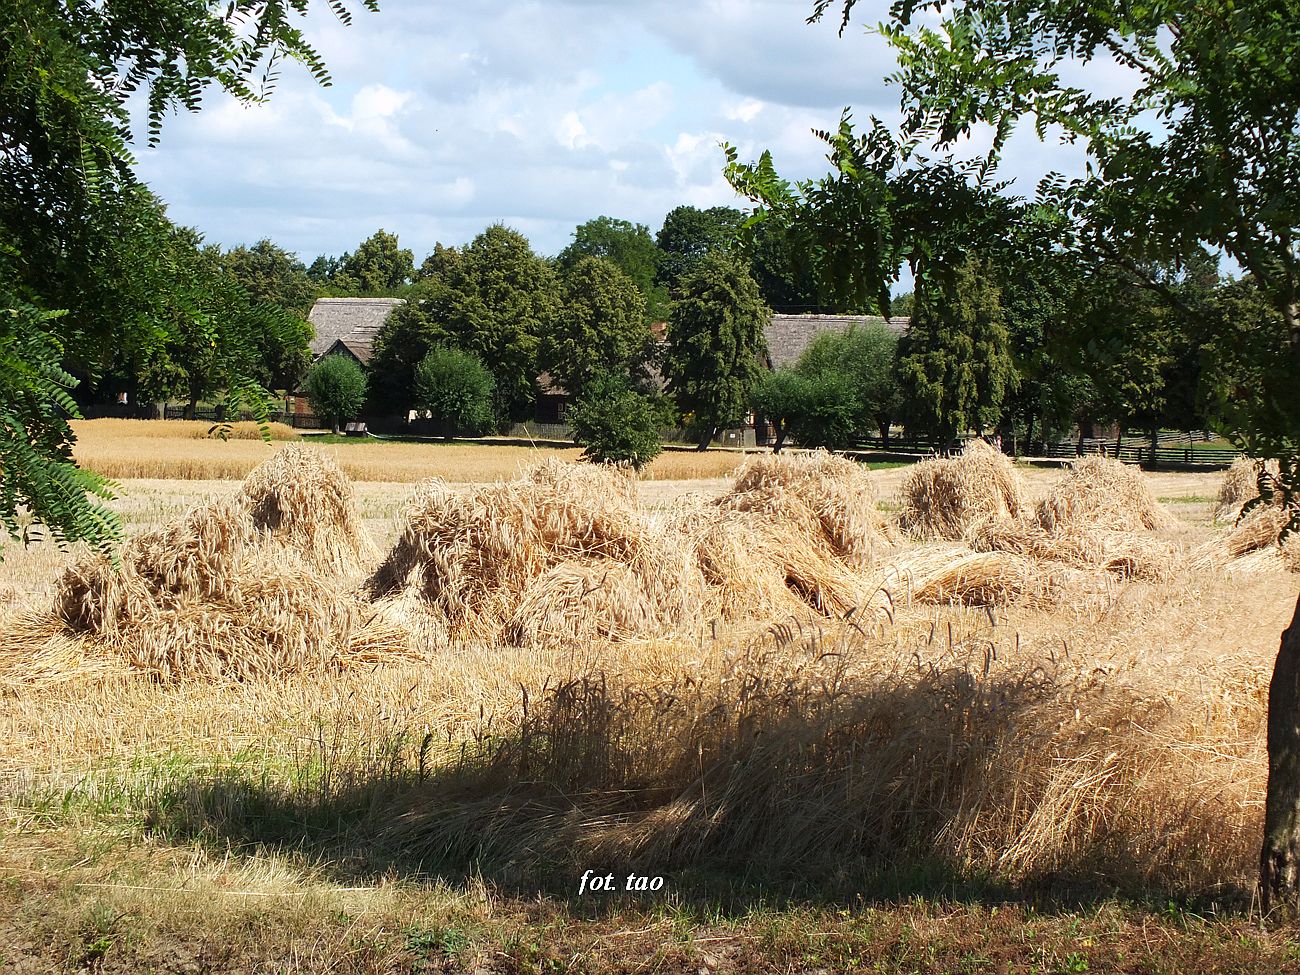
[307,297,405,357]
[764,314,909,370]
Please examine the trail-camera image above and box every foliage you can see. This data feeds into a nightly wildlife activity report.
[412,346,495,438]
[304,355,367,435]
[656,205,746,289]
[0,299,120,557]
[0,0,375,550]
[331,230,415,295]
[567,374,663,470]
[751,368,857,451]
[750,369,808,452]
[542,257,650,401]
[416,243,462,282]
[426,225,562,422]
[898,258,1015,444]
[558,217,668,321]
[665,253,770,448]
[365,280,449,414]
[797,323,901,438]
[219,240,318,317]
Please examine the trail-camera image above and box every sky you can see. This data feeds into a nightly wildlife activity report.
[131,0,1106,268]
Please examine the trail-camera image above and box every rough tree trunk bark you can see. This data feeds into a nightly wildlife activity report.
[695,427,715,451]
[1262,590,1300,913]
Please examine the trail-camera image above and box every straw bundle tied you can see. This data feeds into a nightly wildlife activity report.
[1035,456,1175,533]
[898,439,1026,541]
[368,458,705,645]
[966,516,1175,581]
[2,445,408,684]
[1215,457,1281,523]
[721,449,895,563]
[875,546,1061,608]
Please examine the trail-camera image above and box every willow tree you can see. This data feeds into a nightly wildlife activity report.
[729,0,1300,906]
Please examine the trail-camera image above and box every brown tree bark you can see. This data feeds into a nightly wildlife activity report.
[1261,590,1300,912]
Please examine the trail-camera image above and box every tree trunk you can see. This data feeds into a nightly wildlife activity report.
[772,423,788,454]
[1149,427,1159,466]
[332,419,340,435]
[877,416,890,448]
[696,427,715,451]
[1262,591,1300,913]
[1026,412,1036,457]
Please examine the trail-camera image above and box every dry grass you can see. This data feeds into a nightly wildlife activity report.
[967,516,1176,581]
[1215,456,1282,522]
[0,447,408,683]
[69,419,752,482]
[1036,456,1177,533]
[897,440,1026,541]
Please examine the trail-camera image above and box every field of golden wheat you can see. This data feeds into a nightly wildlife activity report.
[1,439,1298,972]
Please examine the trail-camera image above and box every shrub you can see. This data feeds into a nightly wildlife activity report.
[568,374,663,470]
[413,346,495,438]
[303,355,367,434]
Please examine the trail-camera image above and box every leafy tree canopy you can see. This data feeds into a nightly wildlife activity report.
[304,354,367,435]
[559,217,668,321]
[665,253,770,449]
[656,205,746,289]
[542,256,650,402]
[219,240,318,318]
[1,0,376,552]
[567,374,664,471]
[413,346,495,438]
[332,229,415,295]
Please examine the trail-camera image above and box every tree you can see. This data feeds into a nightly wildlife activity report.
[332,230,415,295]
[898,259,1015,445]
[429,225,561,423]
[0,0,376,554]
[220,240,318,318]
[797,324,901,443]
[656,206,746,289]
[304,355,367,435]
[412,346,495,438]
[365,279,450,414]
[559,217,668,321]
[750,370,810,453]
[664,253,770,450]
[542,257,650,402]
[735,0,1300,903]
[416,243,462,283]
[567,374,664,471]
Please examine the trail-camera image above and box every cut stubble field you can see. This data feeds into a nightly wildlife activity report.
[2,424,1299,973]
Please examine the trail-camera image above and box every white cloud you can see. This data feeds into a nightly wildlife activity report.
[128,0,1091,265]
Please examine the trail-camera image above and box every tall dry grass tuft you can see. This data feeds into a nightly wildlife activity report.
[1036,456,1176,533]
[1215,457,1282,523]
[897,440,1026,541]
[382,621,1264,896]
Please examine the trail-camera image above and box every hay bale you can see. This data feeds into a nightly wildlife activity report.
[966,516,1173,581]
[1035,456,1175,533]
[667,502,871,622]
[876,547,1058,607]
[239,444,377,575]
[898,440,1026,541]
[504,560,660,647]
[721,450,894,564]
[1215,457,1281,523]
[368,462,704,644]
[21,452,406,683]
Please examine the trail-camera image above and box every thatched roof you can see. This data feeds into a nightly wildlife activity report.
[321,338,376,365]
[764,314,909,370]
[307,298,405,357]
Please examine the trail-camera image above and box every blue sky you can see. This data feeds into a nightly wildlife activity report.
[131,0,1100,270]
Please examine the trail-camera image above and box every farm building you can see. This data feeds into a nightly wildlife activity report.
[307,297,406,365]
[764,313,909,370]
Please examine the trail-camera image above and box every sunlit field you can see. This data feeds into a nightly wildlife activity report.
[2,437,1299,972]
[69,418,752,483]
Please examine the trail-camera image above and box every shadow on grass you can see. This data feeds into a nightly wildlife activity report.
[138,639,1257,920]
